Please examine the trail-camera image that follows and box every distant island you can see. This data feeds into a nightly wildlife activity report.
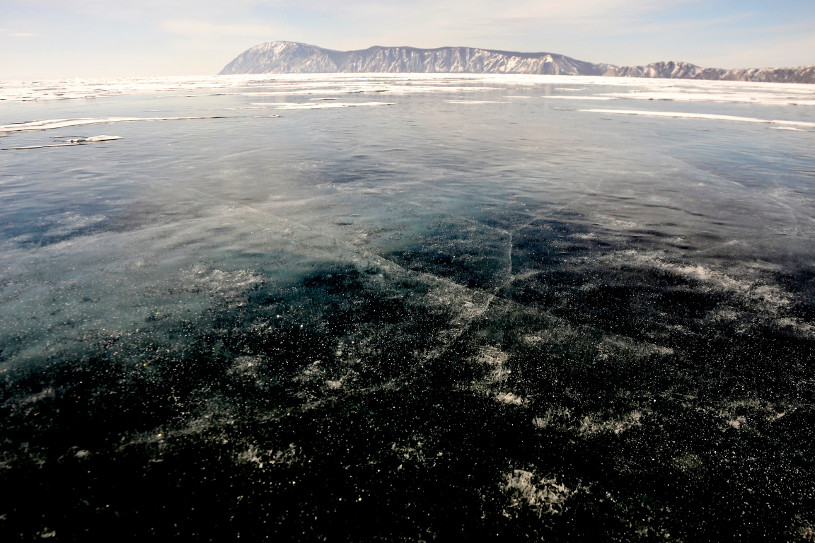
[219,41,815,84]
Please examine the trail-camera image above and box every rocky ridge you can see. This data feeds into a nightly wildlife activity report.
[219,41,815,84]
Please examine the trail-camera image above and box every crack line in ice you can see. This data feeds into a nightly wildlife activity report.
[2,135,123,151]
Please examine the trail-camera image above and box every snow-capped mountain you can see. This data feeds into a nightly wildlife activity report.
[219,42,815,84]
[219,42,612,76]
[610,60,815,83]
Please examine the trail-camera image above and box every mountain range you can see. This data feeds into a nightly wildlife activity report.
[219,41,815,84]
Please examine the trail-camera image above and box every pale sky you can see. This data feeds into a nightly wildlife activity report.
[2,0,814,79]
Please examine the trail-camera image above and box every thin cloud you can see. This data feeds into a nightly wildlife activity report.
[162,19,278,38]
[304,0,704,22]
[0,28,38,37]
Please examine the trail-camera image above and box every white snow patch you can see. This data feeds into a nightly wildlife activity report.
[579,108,815,128]
[3,73,813,104]
[541,95,615,101]
[590,250,793,314]
[16,388,56,407]
[533,406,650,436]
[476,346,511,383]
[181,265,264,306]
[598,89,815,107]
[228,355,263,377]
[251,101,393,110]
[445,100,507,104]
[0,116,223,133]
[495,391,525,405]
[578,410,647,436]
[503,470,576,517]
[237,443,298,470]
[532,407,572,429]
[797,520,815,541]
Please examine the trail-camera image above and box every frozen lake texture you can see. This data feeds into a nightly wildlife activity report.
[2,74,815,541]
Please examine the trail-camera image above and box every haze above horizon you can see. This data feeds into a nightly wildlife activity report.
[2,0,814,79]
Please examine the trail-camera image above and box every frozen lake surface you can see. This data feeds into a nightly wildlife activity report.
[2,74,815,541]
